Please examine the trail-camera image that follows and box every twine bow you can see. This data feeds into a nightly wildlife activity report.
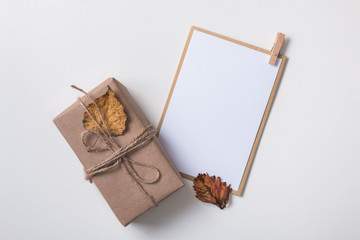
[72,85,160,206]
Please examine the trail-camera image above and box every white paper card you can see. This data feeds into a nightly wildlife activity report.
[159,29,282,189]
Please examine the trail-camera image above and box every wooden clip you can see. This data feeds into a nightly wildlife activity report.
[269,33,285,65]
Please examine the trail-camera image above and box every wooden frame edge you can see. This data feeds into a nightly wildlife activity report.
[157,26,195,133]
[236,55,287,196]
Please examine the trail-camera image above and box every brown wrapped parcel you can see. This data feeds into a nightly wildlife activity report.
[53,78,184,226]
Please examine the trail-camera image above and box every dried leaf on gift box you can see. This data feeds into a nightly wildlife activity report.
[82,87,127,136]
[193,173,232,209]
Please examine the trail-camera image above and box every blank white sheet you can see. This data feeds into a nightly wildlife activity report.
[159,29,282,189]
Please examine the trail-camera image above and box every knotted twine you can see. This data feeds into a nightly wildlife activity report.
[71,85,160,206]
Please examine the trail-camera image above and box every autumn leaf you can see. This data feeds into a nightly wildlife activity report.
[193,173,232,209]
[82,87,127,136]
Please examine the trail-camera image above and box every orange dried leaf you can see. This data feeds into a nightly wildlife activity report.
[82,87,127,136]
[193,173,232,209]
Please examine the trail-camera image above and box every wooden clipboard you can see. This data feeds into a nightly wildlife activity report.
[157,26,287,196]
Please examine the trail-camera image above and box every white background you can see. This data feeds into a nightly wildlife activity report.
[0,1,359,239]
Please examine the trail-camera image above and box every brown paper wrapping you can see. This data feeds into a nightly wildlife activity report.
[53,78,184,226]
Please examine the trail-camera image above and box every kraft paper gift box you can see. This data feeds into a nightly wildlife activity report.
[53,77,184,226]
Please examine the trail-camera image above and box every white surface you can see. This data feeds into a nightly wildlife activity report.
[0,1,359,240]
[159,29,281,189]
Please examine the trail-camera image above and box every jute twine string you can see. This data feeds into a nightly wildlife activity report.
[71,85,160,206]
